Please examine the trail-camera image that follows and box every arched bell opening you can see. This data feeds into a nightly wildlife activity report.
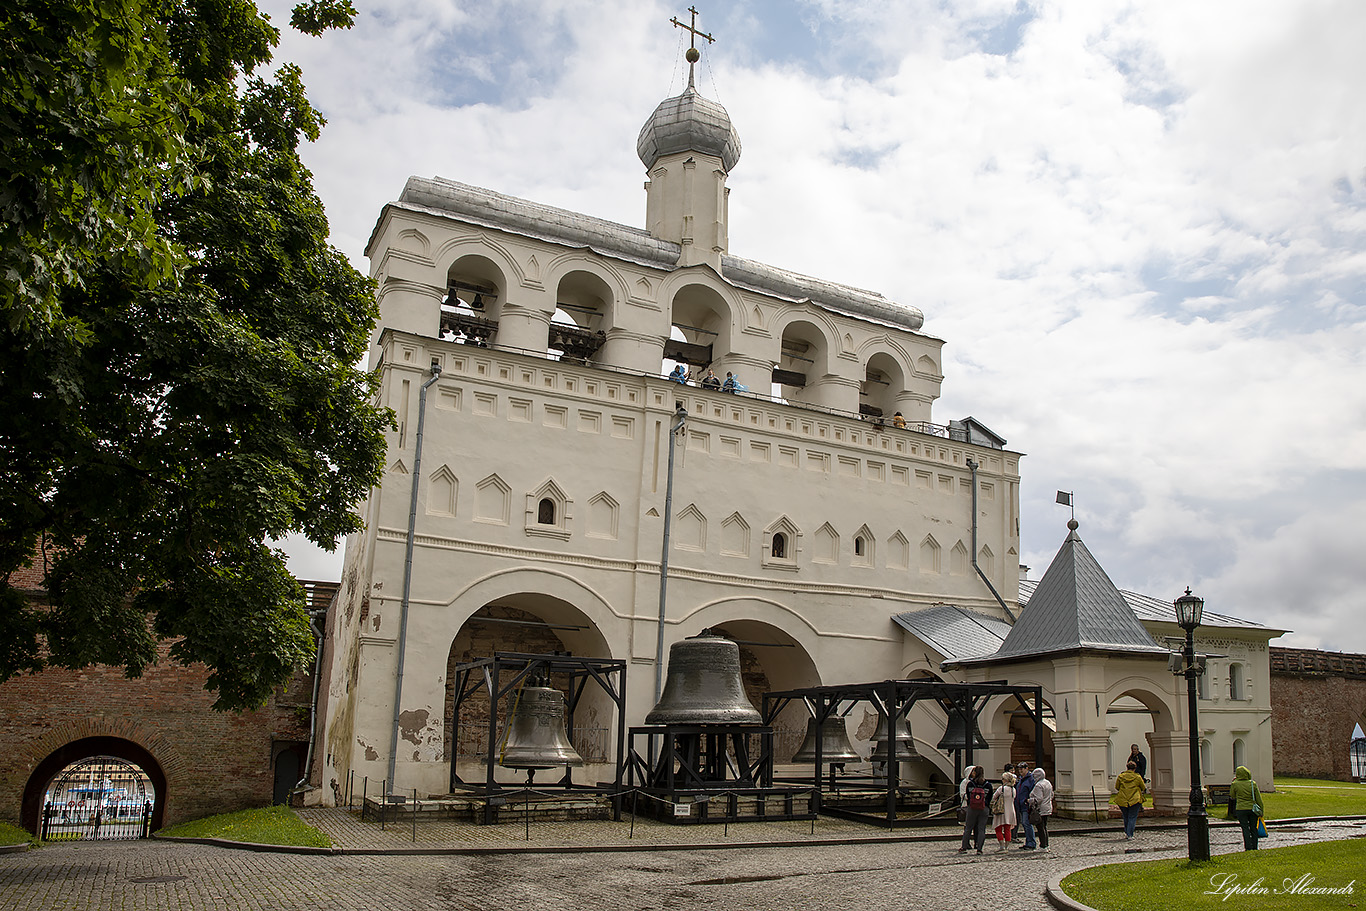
[662,283,731,381]
[22,737,166,838]
[550,270,611,365]
[441,255,507,349]
[775,319,832,407]
[444,596,615,788]
[860,351,907,424]
[707,620,820,763]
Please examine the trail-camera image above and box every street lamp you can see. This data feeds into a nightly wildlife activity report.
[1174,587,1210,861]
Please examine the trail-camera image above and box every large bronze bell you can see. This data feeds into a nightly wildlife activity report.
[791,716,861,765]
[645,630,761,724]
[936,708,988,752]
[869,711,921,761]
[498,677,585,772]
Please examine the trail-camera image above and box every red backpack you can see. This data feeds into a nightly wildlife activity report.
[966,782,989,811]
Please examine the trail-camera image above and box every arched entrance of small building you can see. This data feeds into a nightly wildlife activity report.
[985,693,1057,776]
[21,737,166,837]
[444,596,614,786]
[1105,684,1178,798]
[707,619,820,763]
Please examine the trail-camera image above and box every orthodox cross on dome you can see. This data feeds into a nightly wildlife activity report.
[671,6,715,88]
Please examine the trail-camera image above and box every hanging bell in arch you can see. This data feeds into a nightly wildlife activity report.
[869,711,921,762]
[791,716,862,765]
[499,677,585,773]
[645,630,761,725]
[936,708,989,752]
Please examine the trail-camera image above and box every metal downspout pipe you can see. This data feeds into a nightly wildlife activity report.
[654,402,688,704]
[389,362,443,791]
[966,457,1016,623]
[293,607,328,798]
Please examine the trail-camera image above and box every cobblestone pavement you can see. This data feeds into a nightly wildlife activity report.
[2,818,1362,910]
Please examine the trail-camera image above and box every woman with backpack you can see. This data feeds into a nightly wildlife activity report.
[992,771,1017,850]
[958,766,992,854]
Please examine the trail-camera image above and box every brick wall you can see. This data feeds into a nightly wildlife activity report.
[1269,646,1366,781]
[0,577,336,833]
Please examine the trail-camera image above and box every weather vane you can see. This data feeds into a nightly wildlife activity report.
[671,6,715,85]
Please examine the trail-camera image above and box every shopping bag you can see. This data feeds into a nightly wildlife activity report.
[1256,816,1268,838]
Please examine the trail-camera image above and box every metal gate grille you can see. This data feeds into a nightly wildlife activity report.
[41,755,154,841]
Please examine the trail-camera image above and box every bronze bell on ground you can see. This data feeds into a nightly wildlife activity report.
[869,711,921,761]
[645,630,761,724]
[791,716,862,765]
[498,677,585,772]
[936,709,989,752]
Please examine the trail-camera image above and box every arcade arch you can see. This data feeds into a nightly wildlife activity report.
[442,254,509,348]
[443,595,615,786]
[707,618,821,763]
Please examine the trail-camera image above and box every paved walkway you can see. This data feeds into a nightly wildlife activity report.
[2,814,1362,910]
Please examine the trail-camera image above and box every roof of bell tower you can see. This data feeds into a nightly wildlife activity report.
[638,8,741,173]
[636,83,742,173]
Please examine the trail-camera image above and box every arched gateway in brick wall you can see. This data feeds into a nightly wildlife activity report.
[0,576,334,834]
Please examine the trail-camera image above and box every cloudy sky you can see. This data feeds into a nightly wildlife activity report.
[265,0,1366,653]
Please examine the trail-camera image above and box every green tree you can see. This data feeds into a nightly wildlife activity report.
[0,0,388,710]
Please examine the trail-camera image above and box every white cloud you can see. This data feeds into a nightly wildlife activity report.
[270,0,1366,652]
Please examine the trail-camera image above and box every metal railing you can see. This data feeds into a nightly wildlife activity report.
[424,335,954,439]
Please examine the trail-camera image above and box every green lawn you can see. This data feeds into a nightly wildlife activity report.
[1062,840,1363,911]
[157,805,330,848]
[0,820,34,846]
[1263,777,1366,820]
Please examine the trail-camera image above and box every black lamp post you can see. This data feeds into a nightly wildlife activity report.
[1174,587,1210,861]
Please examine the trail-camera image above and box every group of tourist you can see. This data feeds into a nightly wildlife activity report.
[957,743,1265,855]
[958,761,1054,854]
[668,364,741,393]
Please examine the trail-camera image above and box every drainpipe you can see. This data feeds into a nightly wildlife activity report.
[655,402,688,704]
[389,362,443,790]
[966,457,1016,623]
[293,607,328,797]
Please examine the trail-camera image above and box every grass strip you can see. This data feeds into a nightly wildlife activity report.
[158,805,330,848]
[1062,840,1362,911]
[0,821,34,846]
[1263,778,1366,820]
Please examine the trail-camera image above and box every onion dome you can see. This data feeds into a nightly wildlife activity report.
[637,83,742,173]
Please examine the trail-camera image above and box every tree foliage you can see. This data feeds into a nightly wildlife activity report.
[1,0,389,710]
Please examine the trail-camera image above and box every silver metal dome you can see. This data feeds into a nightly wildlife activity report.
[637,85,742,173]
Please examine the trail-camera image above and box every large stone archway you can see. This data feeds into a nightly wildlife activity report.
[21,737,167,835]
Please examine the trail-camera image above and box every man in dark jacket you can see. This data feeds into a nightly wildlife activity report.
[1015,761,1037,848]
[1128,744,1148,780]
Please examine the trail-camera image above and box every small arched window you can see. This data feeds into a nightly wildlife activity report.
[854,536,865,557]
[538,497,556,525]
[772,532,787,560]
[1233,738,1246,770]
[1199,739,1212,777]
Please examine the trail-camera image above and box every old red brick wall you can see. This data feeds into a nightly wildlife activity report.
[1270,647,1366,781]
[0,576,334,833]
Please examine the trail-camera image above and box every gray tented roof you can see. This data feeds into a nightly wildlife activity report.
[637,85,742,172]
[995,523,1167,660]
[949,523,1168,667]
[383,176,925,333]
[893,605,1014,661]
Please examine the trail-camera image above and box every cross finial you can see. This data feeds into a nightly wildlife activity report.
[671,6,715,88]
